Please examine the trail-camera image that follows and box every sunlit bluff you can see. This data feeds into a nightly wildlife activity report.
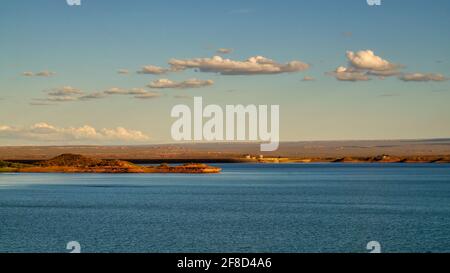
[171,97,279,152]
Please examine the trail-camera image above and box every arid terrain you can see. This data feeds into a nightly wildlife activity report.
[0,139,449,163]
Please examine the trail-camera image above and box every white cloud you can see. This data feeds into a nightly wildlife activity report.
[79,92,108,100]
[148,78,214,89]
[346,50,397,71]
[137,65,169,75]
[217,48,233,54]
[104,87,127,95]
[48,86,83,96]
[0,122,150,143]
[117,69,129,75]
[99,127,150,142]
[35,86,163,104]
[103,87,161,99]
[37,96,78,102]
[302,76,315,81]
[329,66,370,82]
[35,96,79,103]
[330,50,402,81]
[0,125,12,130]
[22,70,56,77]
[104,87,148,95]
[173,94,193,99]
[36,71,56,77]
[127,88,149,95]
[169,55,309,75]
[134,92,161,99]
[399,73,447,82]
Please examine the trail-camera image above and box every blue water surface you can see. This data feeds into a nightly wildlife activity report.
[0,164,449,253]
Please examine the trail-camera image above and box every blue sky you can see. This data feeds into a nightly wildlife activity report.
[1,0,449,145]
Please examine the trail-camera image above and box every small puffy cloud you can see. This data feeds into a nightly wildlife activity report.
[33,96,78,103]
[127,88,148,95]
[36,86,87,103]
[217,48,233,54]
[48,86,83,96]
[134,92,161,99]
[103,87,161,99]
[104,87,148,95]
[346,50,398,71]
[0,122,150,143]
[99,127,150,142]
[35,87,83,103]
[117,69,129,75]
[22,72,34,76]
[22,71,56,77]
[35,86,164,104]
[335,67,347,73]
[137,65,169,75]
[174,94,193,99]
[302,76,315,81]
[148,78,214,89]
[104,87,127,95]
[399,73,447,82]
[36,71,56,77]
[330,50,403,82]
[169,55,309,75]
[79,92,108,100]
[329,66,370,82]
[47,96,78,102]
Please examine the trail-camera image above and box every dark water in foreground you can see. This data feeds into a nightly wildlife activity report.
[0,164,449,253]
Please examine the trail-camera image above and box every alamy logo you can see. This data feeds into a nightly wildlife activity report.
[366,241,382,253]
[66,241,81,253]
[66,0,81,6]
[171,97,280,152]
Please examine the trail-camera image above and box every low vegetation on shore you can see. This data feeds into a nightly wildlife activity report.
[0,154,221,174]
[0,161,33,172]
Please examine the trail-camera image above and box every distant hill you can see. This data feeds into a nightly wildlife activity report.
[37,154,136,168]
[0,139,449,161]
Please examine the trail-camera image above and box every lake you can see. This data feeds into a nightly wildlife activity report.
[0,164,449,253]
